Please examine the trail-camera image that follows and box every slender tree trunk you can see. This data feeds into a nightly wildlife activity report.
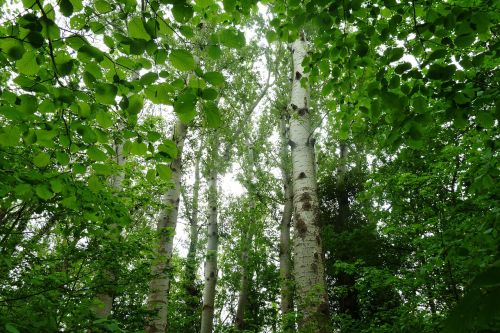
[200,138,219,333]
[279,109,294,330]
[92,142,125,320]
[288,33,331,332]
[146,120,188,333]
[336,142,349,230]
[234,229,252,330]
[182,145,202,333]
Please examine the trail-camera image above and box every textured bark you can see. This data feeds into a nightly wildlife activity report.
[200,162,218,333]
[279,110,294,330]
[146,120,188,333]
[289,34,331,332]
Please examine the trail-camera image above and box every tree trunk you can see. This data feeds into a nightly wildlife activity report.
[288,33,331,332]
[146,120,188,333]
[234,229,252,331]
[182,144,202,333]
[200,138,219,333]
[92,142,125,320]
[279,109,294,331]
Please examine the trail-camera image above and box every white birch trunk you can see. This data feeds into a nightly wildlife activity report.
[289,34,331,332]
[146,120,188,333]
[200,156,219,333]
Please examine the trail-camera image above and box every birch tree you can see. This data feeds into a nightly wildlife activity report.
[146,120,188,333]
[200,135,220,333]
[288,34,331,332]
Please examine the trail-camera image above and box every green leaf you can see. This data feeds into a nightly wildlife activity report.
[156,164,172,180]
[79,45,105,62]
[50,179,63,193]
[127,94,144,115]
[204,102,221,128]
[33,152,51,167]
[427,64,455,81]
[172,3,193,23]
[381,91,403,111]
[35,185,54,200]
[61,196,78,209]
[5,324,20,333]
[95,83,117,105]
[204,71,225,87]
[60,0,74,16]
[385,47,404,63]
[174,92,197,123]
[140,72,159,85]
[22,0,36,8]
[219,28,246,49]
[412,96,427,113]
[16,51,40,76]
[56,151,70,165]
[14,184,31,196]
[0,38,25,60]
[158,139,178,159]
[455,34,475,48]
[87,146,108,161]
[207,45,221,59]
[96,110,113,128]
[92,163,112,175]
[0,126,21,147]
[169,49,196,71]
[130,141,147,156]
[223,0,236,12]
[27,31,44,48]
[128,17,151,41]
[201,88,218,100]
[95,0,112,13]
[476,112,494,128]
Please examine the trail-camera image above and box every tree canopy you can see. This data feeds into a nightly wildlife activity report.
[0,0,498,332]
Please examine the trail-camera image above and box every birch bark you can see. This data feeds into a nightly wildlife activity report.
[288,34,331,332]
[200,138,219,333]
[146,120,188,333]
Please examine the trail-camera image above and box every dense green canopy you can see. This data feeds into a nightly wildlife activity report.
[0,0,498,332]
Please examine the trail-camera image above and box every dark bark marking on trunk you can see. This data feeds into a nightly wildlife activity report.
[298,172,307,179]
[318,301,329,315]
[296,218,307,239]
[295,71,302,80]
[298,108,308,116]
